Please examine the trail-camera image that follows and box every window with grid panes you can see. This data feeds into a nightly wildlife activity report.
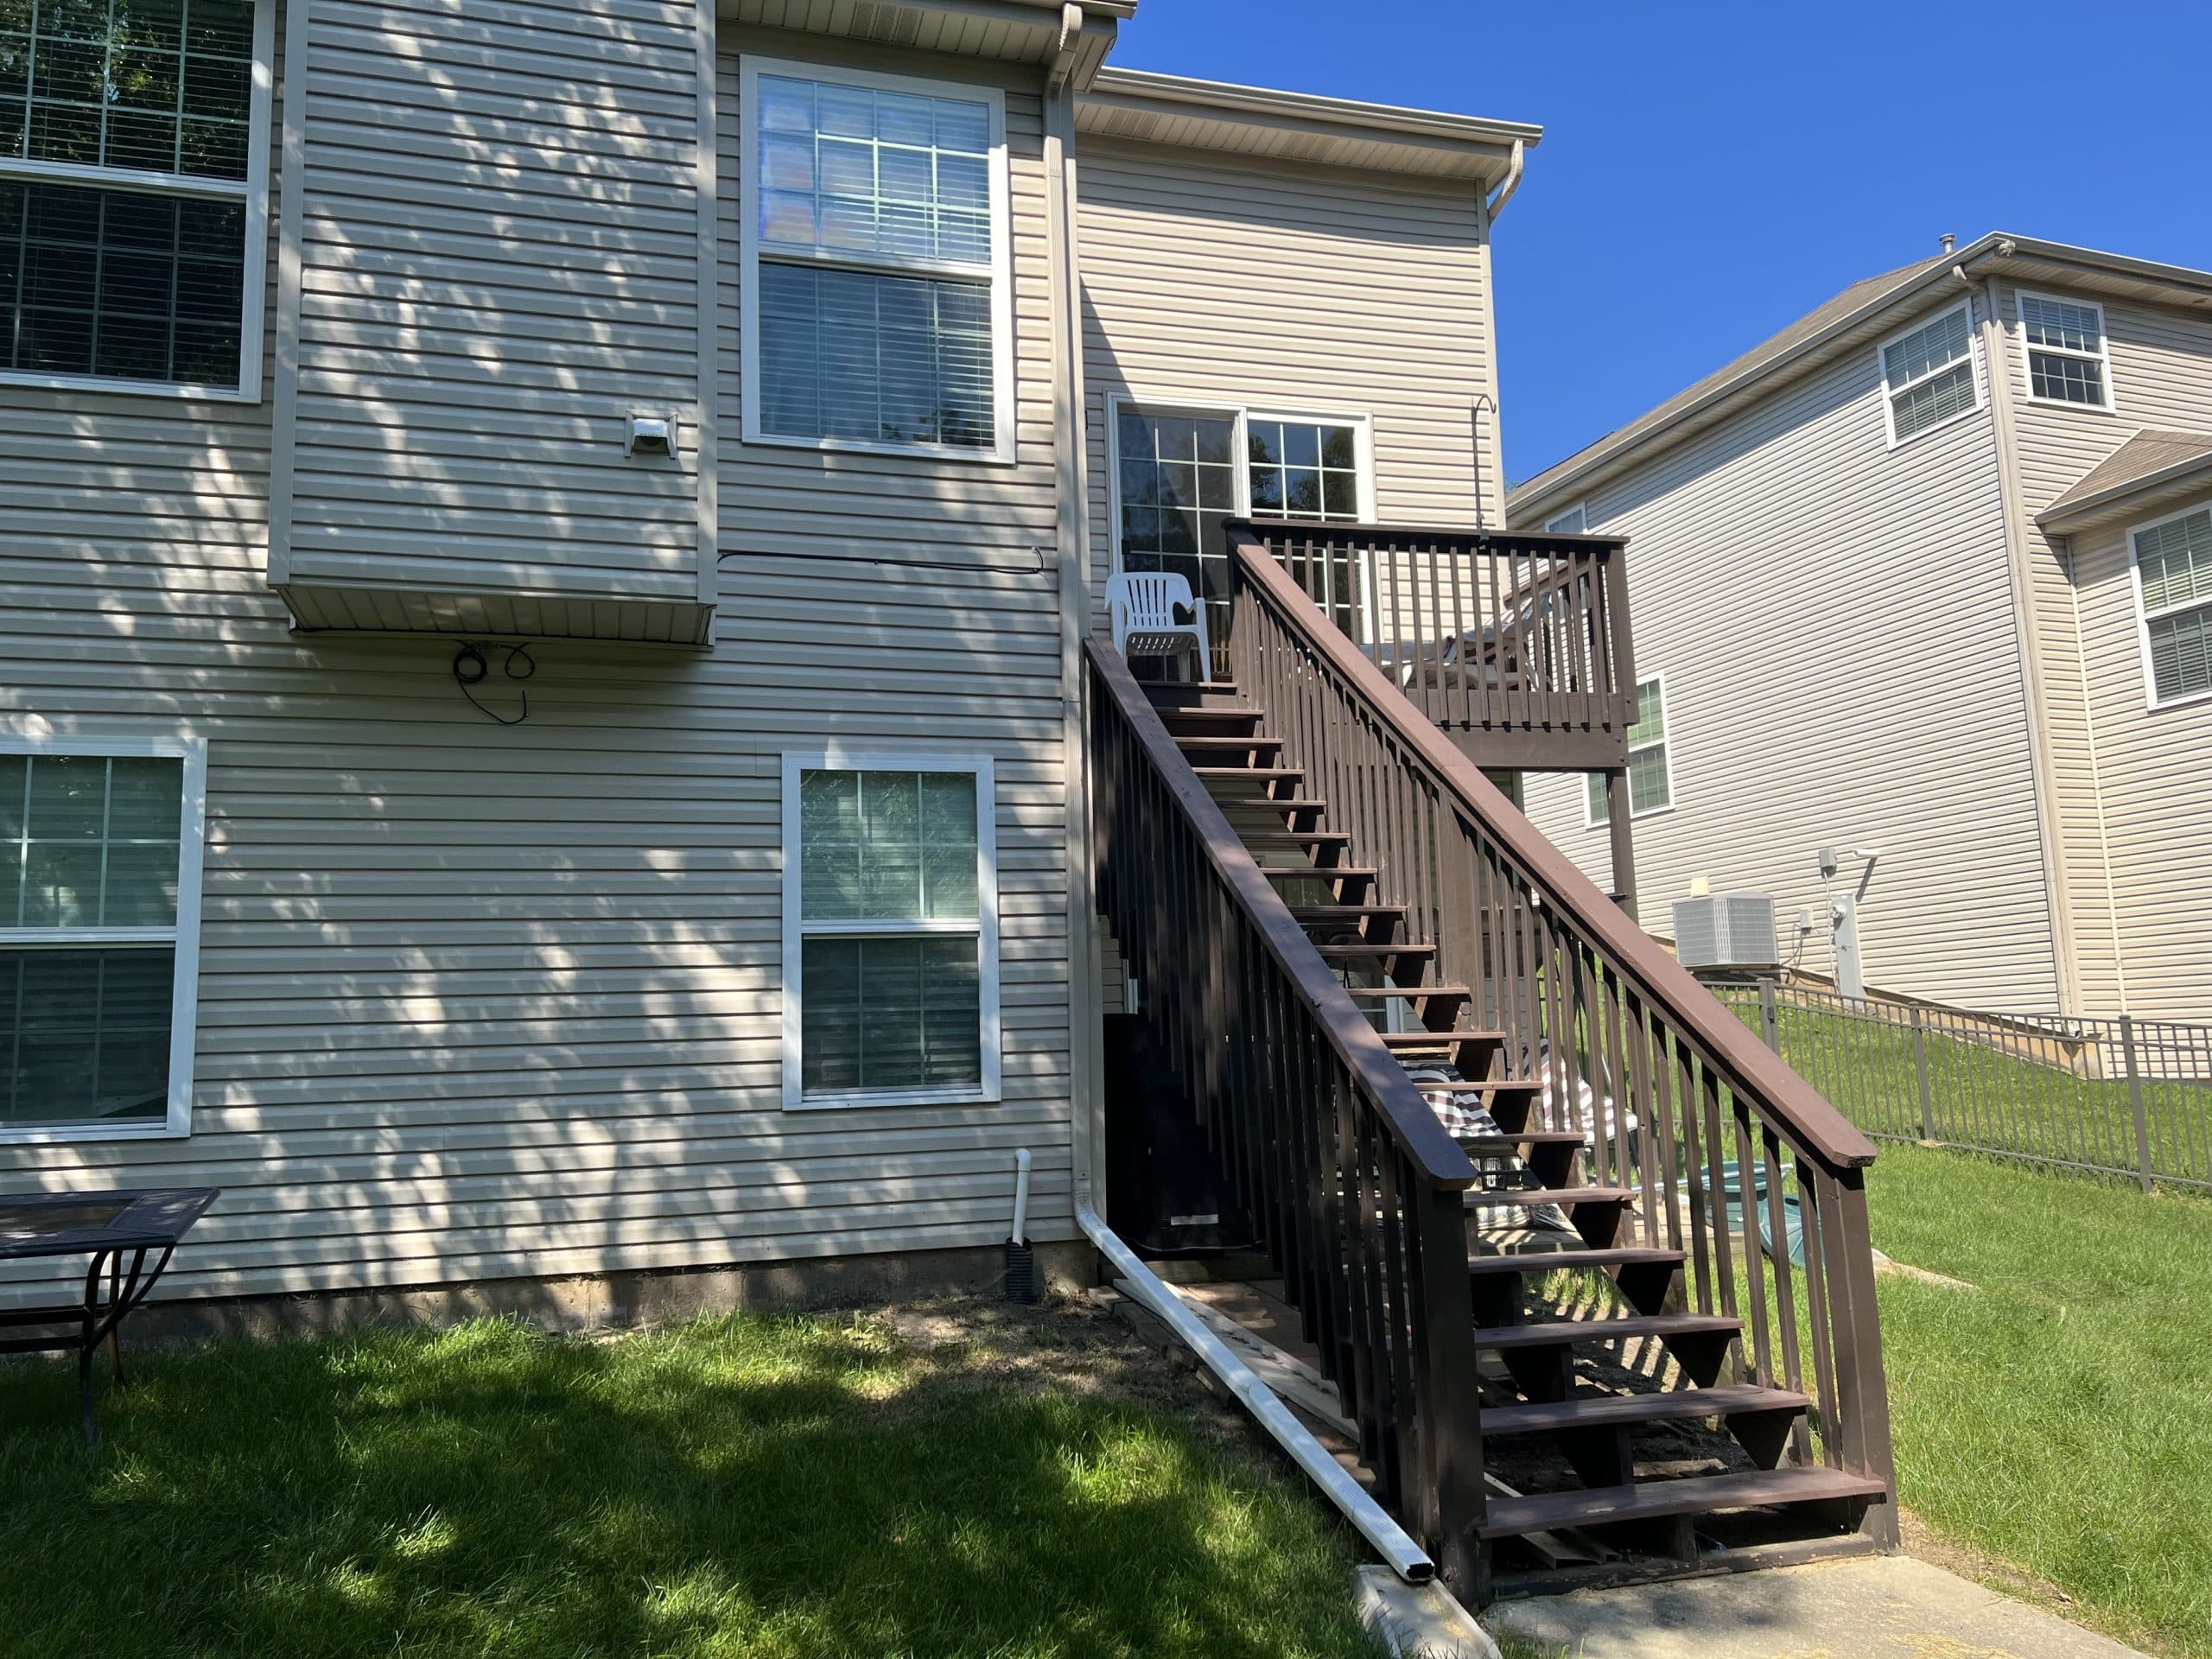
[1586,677,1671,823]
[2134,506,2212,706]
[0,0,260,390]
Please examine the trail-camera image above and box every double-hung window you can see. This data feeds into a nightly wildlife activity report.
[1586,676,1671,824]
[0,0,270,397]
[1879,302,1980,445]
[1543,503,1588,535]
[0,735,205,1141]
[2133,505,2212,708]
[2018,291,2113,410]
[741,58,1012,461]
[783,756,1000,1109]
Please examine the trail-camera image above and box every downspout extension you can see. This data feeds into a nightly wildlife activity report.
[1484,137,1524,222]
[1074,1201,1439,1584]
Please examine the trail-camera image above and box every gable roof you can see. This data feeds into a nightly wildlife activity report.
[2037,429,2212,537]
[1507,234,2212,525]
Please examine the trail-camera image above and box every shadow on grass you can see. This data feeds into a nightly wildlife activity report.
[0,1313,1370,1659]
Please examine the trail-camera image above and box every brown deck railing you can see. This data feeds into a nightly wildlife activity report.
[1249,518,1635,766]
[1087,637,1491,1586]
[1224,527,1898,1528]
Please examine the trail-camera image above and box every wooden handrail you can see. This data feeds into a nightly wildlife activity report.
[1227,525,1879,1174]
[1084,636,1477,1186]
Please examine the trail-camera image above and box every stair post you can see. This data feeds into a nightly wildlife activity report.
[1413,1180,1486,1594]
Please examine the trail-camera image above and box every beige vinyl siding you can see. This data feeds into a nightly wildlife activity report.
[0,22,1074,1310]
[276,0,708,621]
[1520,291,2069,1014]
[1076,140,1495,606]
[2007,289,2212,1017]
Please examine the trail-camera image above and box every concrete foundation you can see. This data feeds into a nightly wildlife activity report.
[116,1240,1099,1348]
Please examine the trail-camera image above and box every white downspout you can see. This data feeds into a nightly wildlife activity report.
[1484,137,1524,222]
[1043,77,1438,1588]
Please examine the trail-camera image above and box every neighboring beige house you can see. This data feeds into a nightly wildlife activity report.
[0,0,1522,1306]
[1508,234,2212,1021]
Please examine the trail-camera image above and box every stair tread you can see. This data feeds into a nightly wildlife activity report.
[1173,735,1284,753]
[1142,679,1238,696]
[1313,943,1436,961]
[1474,1313,1740,1351]
[1159,709,1262,728]
[1193,766,1306,781]
[1478,1465,1887,1540]
[1458,1130,1592,1153]
[1287,905,1409,922]
[1382,1029,1504,1047]
[1466,1246,1686,1276]
[1482,1384,1812,1436]
[1240,831,1352,847]
[1414,1077,1543,1095]
[1344,978,1462,995]
[1216,796,1328,814]
[1465,1185,1637,1209]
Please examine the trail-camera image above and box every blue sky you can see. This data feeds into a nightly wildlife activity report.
[1109,1,2212,487]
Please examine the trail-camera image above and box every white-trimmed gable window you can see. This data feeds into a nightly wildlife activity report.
[782,755,1001,1109]
[1586,676,1671,825]
[2133,505,2212,708]
[2019,291,2113,410]
[0,735,206,1142]
[0,0,271,398]
[1879,302,1980,445]
[740,58,1013,462]
[1543,503,1587,534]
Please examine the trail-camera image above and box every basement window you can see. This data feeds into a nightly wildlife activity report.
[0,736,207,1142]
[741,58,1013,462]
[2018,291,2113,410]
[1586,676,1671,825]
[2133,504,2212,708]
[0,0,271,398]
[1879,302,1980,445]
[782,755,1001,1109]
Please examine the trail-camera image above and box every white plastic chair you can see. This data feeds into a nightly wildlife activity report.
[1106,571,1211,681]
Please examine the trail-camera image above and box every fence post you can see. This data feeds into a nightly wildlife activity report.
[1909,1007,1935,1144]
[2120,1014,2155,1195]
[1758,978,1780,1055]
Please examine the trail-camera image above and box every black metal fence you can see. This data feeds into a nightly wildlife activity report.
[1712,980,2212,1194]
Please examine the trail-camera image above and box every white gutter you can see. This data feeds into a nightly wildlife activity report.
[1484,137,1525,221]
[1075,1202,1440,1584]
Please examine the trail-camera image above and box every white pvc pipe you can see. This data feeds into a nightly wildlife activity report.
[1075,1201,1437,1584]
[1010,1147,1033,1245]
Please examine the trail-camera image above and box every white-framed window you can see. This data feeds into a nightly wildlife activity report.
[1543,502,1588,534]
[2018,290,2114,410]
[781,753,1000,1110]
[2131,503,2212,709]
[1879,301,1980,445]
[1108,396,1373,640]
[1586,675,1671,825]
[739,56,1014,463]
[0,0,273,400]
[0,734,206,1142]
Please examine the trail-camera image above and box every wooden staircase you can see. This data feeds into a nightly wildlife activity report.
[1141,675,1888,1592]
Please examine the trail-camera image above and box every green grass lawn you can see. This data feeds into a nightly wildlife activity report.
[1869,1143,2212,1658]
[0,1304,1374,1659]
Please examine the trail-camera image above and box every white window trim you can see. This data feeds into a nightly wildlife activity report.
[1543,501,1589,535]
[0,732,207,1144]
[2129,499,2212,712]
[1878,299,1983,448]
[737,54,1016,466]
[2016,289,2117,414]
[0,0,275,404]
[1585,671,1674,828]
[780,749,1001,1111]
[1103,391,1376,568]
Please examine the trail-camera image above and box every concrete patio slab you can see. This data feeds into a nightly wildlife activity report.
[1483,1555,2145,1659]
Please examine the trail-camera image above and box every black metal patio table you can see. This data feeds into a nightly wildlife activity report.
[0,1187,219,1446]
